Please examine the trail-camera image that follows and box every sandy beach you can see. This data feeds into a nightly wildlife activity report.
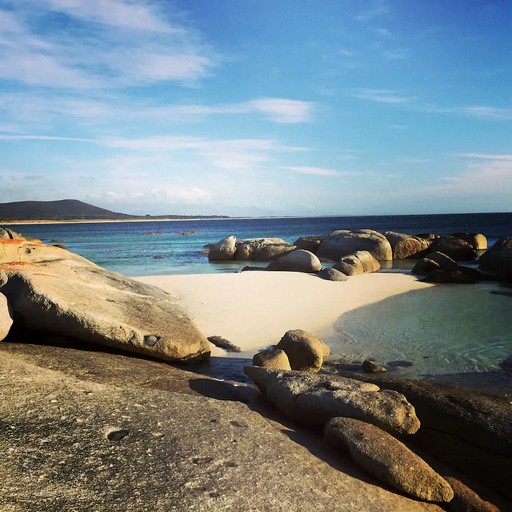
[136,271,435,356]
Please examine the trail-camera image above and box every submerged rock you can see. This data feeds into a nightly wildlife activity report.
[244,366,420,436]
[362,360,387,373]
[325,417,454,503]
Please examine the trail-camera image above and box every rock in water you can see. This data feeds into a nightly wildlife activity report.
[0,292,13,341]
[325,417,454,503]
[277,329,330,372]
[252,348,291,370]
[429,237,477,261]
[384,231,431,259]
[362,360,387,373]
[208,235,237,261]
[317,229,392,261]
[244,366,420,436]
[0,242,210,363]
[234,238,295,261]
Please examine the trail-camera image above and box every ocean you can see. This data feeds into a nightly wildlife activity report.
[5,212,512,276]
[4,212,512,382]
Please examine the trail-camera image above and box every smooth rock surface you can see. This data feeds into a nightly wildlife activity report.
[277,329,330,372]
[0,343,444,512]
[384,232,431,259]
[429,237,477,261]
[244,366,420,436]
[0,292,13,341]
[317,267,349,281]
[208,236,237,261]
[450,233,488,251]
[267,249,322,273]
[325,417,454,503]
[317,230,393,261]
[252,348,292,370]
[234,238,295,261]
[293,235,324,253]
[333,257,365,276]
[1,253,210,363]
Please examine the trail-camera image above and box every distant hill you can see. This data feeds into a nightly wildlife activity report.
[0,199,133,221]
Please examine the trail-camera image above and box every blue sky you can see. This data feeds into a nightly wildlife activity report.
[1,0,511,216]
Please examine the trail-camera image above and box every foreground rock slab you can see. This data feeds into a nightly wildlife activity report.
[0,344,443,512]
[0,245,210,363]
[244,366,420,436]
[325,417,454,503]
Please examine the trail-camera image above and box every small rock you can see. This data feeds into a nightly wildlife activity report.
[252,348,291,370]
[106,429,130,442]
[153,255,165,259]
[444,476,499,512]
[325,417,454,503]
[207,335,242,353]
[317,267,349,281]
[362,360,387,373]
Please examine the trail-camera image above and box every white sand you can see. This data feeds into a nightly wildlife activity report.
[136,272,434,356]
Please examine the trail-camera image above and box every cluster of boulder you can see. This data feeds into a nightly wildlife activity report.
[0,228,211,363]
[207,228,512,285]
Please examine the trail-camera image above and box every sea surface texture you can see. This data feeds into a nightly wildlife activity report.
[5,213,512,381]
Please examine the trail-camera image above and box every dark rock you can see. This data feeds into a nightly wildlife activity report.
[499,354,512,372]
[317,230,392,261]
[153,255,165,259]
[208,236,237,261]
[240,266,267,272]
[450,233,488,251]
[429,237,477,261]
[325,417,453,503]
[362,360,387,373]
[276,329,330,372]
[207,335,242,353]
[387,360,414,368]
[318,267,349,281]
[479,236,512,280]
[266,249,322,273]
[252,348,291,370]
[244,367,420,436]
[412,251,457,275]
[293,235,324,253]
[422,267,482,284]
[444,477,500,512]
[416,234,440,241]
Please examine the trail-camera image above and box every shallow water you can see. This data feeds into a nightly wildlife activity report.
[326,281,512,380]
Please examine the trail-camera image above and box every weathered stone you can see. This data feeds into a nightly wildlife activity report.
[1,253,210,363]
[252,348,291,370]
[207,335,241,353]
[0,292,13,341]
[384,232,431,259]
[333,258,364,276]
[317,267,349,281]
[234,238,295,261]
[429,237,477,261]
[412,251,458,275]
[293,235,324,253]
[243,367,420,436]
[422,267,482,284]
[317,229,393,261]
[0,344,444,512]
[352,250,381,272]
[208,235,237,261]
[325,418,454,503]
[479,236,512,279]
[450,233,488,251]
[267,249,322,273]
[277,329,330,372]
[362,360,387,373]
[444,477,500,512]
[0,228,24,240]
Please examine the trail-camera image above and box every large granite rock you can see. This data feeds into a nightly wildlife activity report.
[479,236,512,279]
[351,250,381,272]
[336,373,512,500]
[422,267,482,284]
[384,232,431,259]
[244,367,420,436]
[0,343,444,512]
[0,242,210,363]
[266,249,322,273]
[234,238,295,261]
[450,233,488,251]
[293,235,325,253]
[325,417,454,503]
[0,291,12,341]
[412,251,457,275]
[333,256,365,276]
[208,235,237,261]
[317,230,393,261]
[429,236,477,261]
[444,477,500,512]
[276,329,330,372]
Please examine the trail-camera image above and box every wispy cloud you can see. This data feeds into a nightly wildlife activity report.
[355,0,390,22]
[456,152,512,161]
[352,88,415,104]
[458,105,512,120]
[398,156,430,164]
[282,166,361,177]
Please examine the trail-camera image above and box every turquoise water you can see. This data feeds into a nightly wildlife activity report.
[5,212,512,276]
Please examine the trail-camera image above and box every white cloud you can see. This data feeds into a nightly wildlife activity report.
[247,98,315,123]
[43,0,173,32]
[282,166,360,177]
[456,153,512,161]
[355,0,390,22]
[398,156,430,164]
[352,88,415,104]
[458,105,512,120]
